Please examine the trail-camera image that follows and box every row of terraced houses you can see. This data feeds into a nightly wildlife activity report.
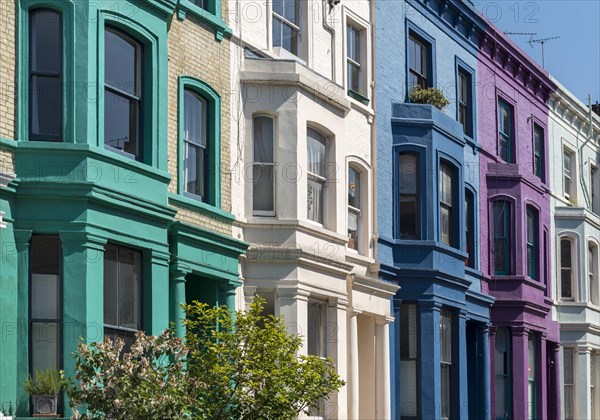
[0,0,598,419]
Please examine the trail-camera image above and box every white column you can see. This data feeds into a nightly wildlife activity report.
[577,345,592,420]
[376,316,392,420]
[348,310,360,419]
[277,286,309,355]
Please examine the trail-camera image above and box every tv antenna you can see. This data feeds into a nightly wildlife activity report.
[528,36,560,68]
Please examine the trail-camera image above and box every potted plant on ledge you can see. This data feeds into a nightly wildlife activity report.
[23,369,62,418]
[408,85,449,110]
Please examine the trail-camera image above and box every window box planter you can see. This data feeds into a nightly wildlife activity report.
[31,396,58,417]
[348,89,370,105]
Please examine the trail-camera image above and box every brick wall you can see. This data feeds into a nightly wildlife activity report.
[0,0,16,141]
[167,12,233,236]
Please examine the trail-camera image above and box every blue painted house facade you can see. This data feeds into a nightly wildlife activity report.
[375,1,493,418]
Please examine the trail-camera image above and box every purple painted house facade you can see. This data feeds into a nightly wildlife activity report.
[477,25,561,420]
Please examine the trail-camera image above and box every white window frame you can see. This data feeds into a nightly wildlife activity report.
[559,236,576,301]
[347,164,364,253]
[271,0,301,58]
[252,115,276,217]
[589,242,599,306]
[563,347,576,420]
[563,145,577,202]
[306,127,330,226]
[590,161,599,215]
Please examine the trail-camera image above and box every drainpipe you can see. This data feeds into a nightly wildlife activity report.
[579,94,595,208]
[370,0,378,269]
[321,0,336,82]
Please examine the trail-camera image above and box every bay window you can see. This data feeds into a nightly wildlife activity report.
[253,116,275,215]
[104,244,142,348]
[399,153,419,239]
[440,309,453,420]
[563,347,575,420]
[560,238,574,299]
[465,189,475,268]
[527,335,537,420]
[495,327,511,420]
[30,236,61,374]
[29,9,62,141]
[526,207,538,280]
[400,303,419,419]
[439,162,455,247]
[307,128,328,224]
[104,27,142,161]
[589,243,598,305]
[493,201,511,275]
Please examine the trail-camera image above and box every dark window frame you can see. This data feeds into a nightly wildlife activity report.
[465,188,476,268]
[103,243,143,347]
[439,161,457,248]
[183,89,209,203]
[456,65,474,138]
[103,26,144,162]
[533,123,545,181]
[398,151,421,240]
[497,98,514,163]
[526,206,539,280]
[495,327,512,420]
[28,8,63,142]
[493,200,511,275]
[560,237,574,300]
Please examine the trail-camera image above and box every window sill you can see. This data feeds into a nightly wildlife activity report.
[177,0,231,41]
[348,89,370,106]
[168,192,235,223]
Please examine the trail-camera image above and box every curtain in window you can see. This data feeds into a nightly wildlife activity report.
[307,128,326,223]
[253,116,274,213]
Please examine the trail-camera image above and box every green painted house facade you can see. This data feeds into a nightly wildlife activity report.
[0,0,246,416]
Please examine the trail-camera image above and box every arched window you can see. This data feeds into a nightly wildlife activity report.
[183,90,208,201]
[589,242,598,306]
[526,206,539,280]
[560,237,575,300]
[29,8,62,141]
[398,152,419,239]
[104,27,143,161]
[347,165,361,251]
[492,200,511,275]
[253,116,275,215]
[307,128,328,224]
[439,161,457,247]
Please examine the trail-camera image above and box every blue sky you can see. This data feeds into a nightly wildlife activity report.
[474,0,600,104]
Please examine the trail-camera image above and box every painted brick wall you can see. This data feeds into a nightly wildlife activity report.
[167,11,233,236]
[0,0,16,141]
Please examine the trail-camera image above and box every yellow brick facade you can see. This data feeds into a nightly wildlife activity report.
[0,0,16,141]
[167,11,233,236]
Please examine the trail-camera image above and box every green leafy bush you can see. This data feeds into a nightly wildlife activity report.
[23,369,62,396]
[408,86,450,110]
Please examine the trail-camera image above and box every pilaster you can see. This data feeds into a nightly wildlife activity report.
[147,249,170,335]
[576,345,592,420]
[347,309,361,419]
[14,229,31,415]
[375,316,392,420]
[169,264,190,338]
[456,311,469,419]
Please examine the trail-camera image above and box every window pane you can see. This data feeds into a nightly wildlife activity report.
[190,0,207,9]
[104,90,138,156]
[105,29,139,95]
[307,178,324,223]
[307,301,326,358]
[32,274,59,319]
[348,167,360,209]
[253,116,274,163]
[440,310,452,363]
[440,163,453,206]
[253,165,274,212]
[31,322,59,372]
[185,91,207,147]
[307,129,326,177]
[561,239,572,268]
[348,210,359,250]
[103,244,119,327]
[348,62,360,92]
[493,202,509,273]
[30,9,61,73]
[118,248,141,330]
[30,75,61,137]
[400,196,417,238]
[399,153,417,194]
[185,142,206,199]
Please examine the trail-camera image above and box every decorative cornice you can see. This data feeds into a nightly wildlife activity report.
[479,24,556,103]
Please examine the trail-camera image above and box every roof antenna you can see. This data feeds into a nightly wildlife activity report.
[528,36,560,68]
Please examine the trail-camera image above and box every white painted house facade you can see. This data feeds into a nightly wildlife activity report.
[228,0,397,418]
[548,77,600,420]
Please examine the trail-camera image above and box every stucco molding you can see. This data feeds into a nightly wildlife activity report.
[350,273,400,299]
[241,58,351,113]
